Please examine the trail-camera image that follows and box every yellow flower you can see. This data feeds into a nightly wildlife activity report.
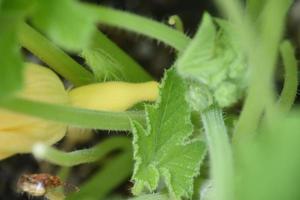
[0,63,69,159]
[0,63,159,160]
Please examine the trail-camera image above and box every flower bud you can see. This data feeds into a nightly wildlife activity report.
[68,81,159,112]
[66,81,159,144]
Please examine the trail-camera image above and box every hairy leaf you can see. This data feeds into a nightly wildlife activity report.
[81,31,152,82]
[31,0,96,51]
[82,48,126,82]
[131,69,206,199]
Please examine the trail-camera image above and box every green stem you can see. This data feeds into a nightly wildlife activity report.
[201,106,234,200]
[246,0,266,20]
[84,4,190,51]
[87,29,153,82]
[33,136,131,166]
[278,40,298,113]
[129,194,169,200]
[18,23,95,86]
[33,136,133,199]
[263,40,298,124]
[0,97,145,131]
[66,150,133,200]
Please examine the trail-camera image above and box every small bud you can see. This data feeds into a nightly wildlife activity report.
[186,81,214,112]
[177,14,248,109]
[214,82,238,107]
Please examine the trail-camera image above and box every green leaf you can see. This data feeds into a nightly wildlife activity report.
[176,13,216,76]
[31,0,96,51]
[131,69,206,199]
[81,30,152,82]
[0,0,33,97]
[0,15,23,97]
[236,113,300,200]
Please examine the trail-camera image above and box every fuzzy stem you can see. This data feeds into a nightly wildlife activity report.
[129,194,169,200]
[84,4,190,51]
[33,137,131,166]
[32,137,133,200]
[0,97,145,131]
[18,23,95,86]
[201,106,234,200]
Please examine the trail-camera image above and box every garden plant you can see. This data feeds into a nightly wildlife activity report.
[0,0,299,200]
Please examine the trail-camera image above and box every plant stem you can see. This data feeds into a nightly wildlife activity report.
[84,4,190,51]
[263,40,298,124]
[34,137,133,200]
[66,150,133,200]
[0,97,145,131]
[129,194,169,200]
[201,106,234,200]
[89,30,153,82]
[18,23,95,86]
[246,0,266,20]
[278,41,298,113]
[33,136,131,166]
[33,136,133,199]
